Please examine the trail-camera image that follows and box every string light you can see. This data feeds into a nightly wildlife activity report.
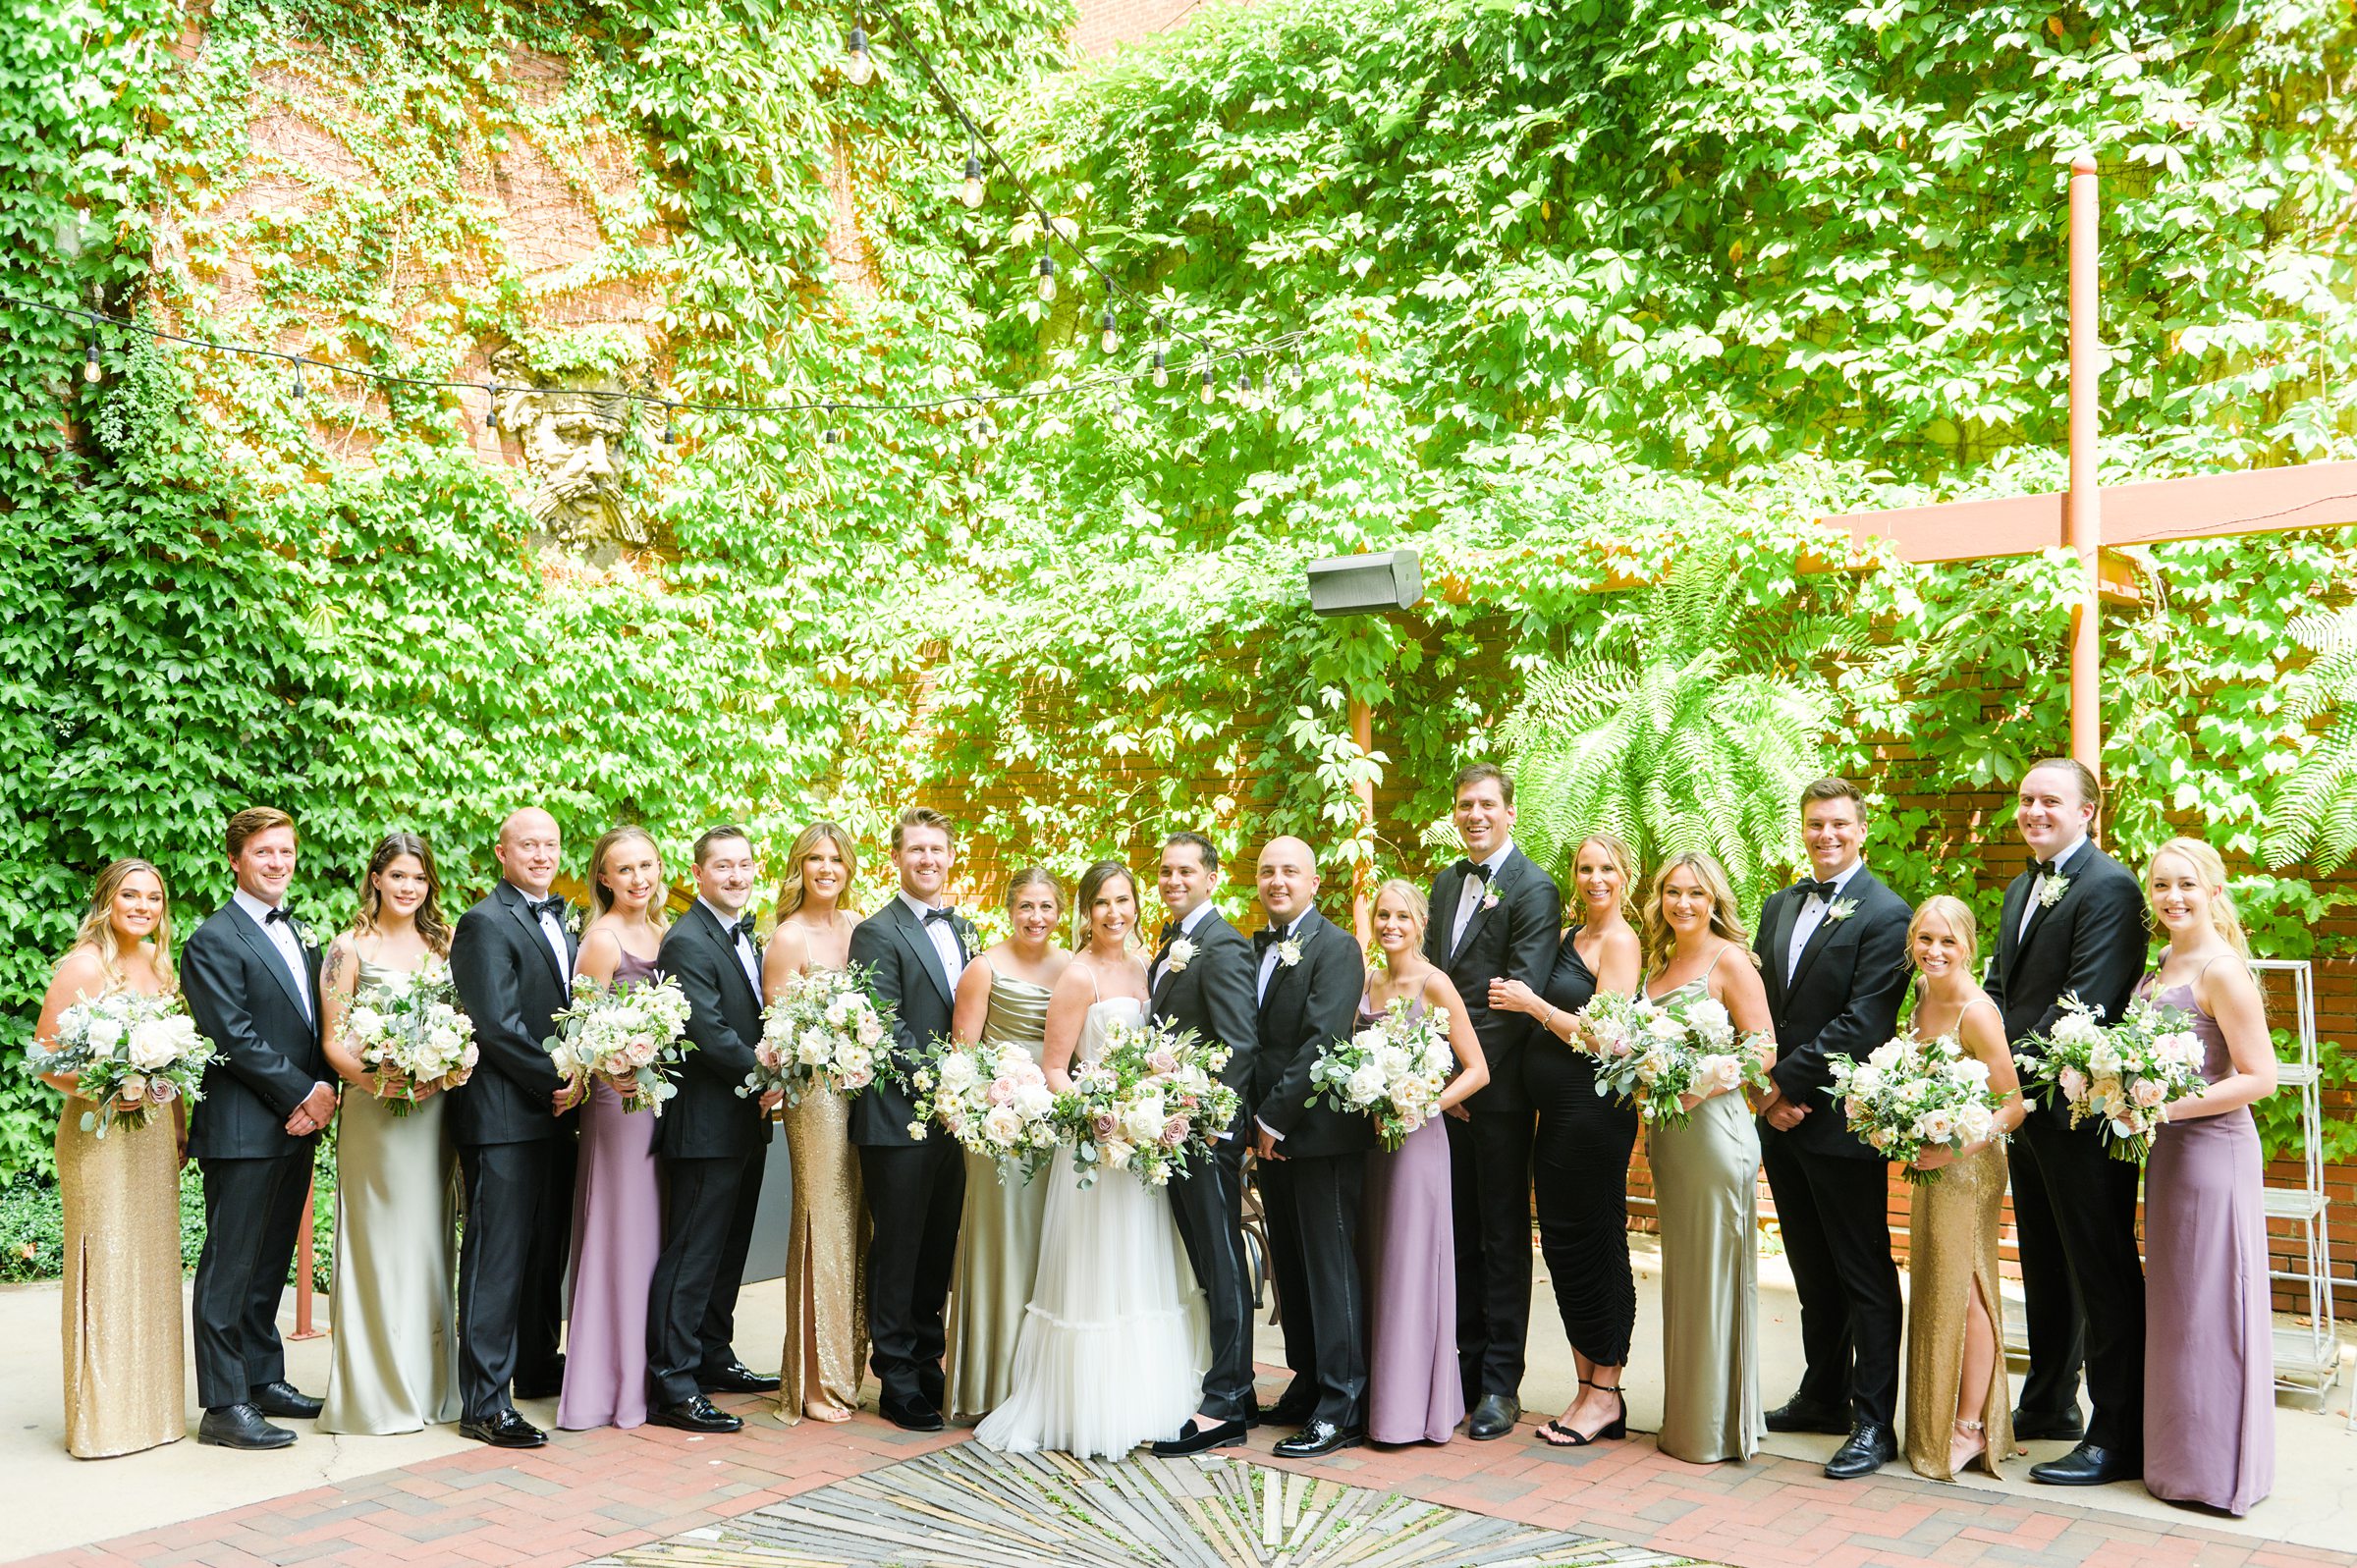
[1199,364,1215,406]
[1035,254,1056,302]
[843,27,875,86]
[1098,307,1118,354]
[1152,347,1168,388]
[486,382,501,433]
[292,361,306,402]
[82,342,99,384]
[961,150,983,210]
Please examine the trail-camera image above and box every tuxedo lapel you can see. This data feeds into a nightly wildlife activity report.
[694,901,761,1009]
[503,884,568,990]
[1259,911,1320,1017]
[1763,888,1799,1009]
[225,901,310,1021]
[1447,855,1510,966]
[888,900,955,1008]
[1996,874,2031,974]
[1786,874,1864,996]
[2017,870,2067,955]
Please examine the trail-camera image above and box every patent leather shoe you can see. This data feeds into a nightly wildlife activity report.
[698,1360,783,1395]
[2030,1441,2137,1487]
[198,1403,296,1450]
[1466,1393,1519,1441]
[459,1410,548,1448]
[1763,1395,1850,1435]
[1824,1420,1897,1480]
[248,1379,323,1420]
[879,1392,946,1433]
[1272,1419,1364,1458]
[2010,1406,2086,1441]
[651,1394,742,1433]
[1151,1417,1249,1457]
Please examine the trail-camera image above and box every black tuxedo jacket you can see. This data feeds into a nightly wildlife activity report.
[448,880,576,1147]
[1150,907,1259,1140]
[847,895,973,1148]
[181,899,326,1161]
[1753,865,1913,1159]
[655,901,772,1160]
[1986,841,2148,1128]
[1252,908,1373,1160]
[1423,844,1562,1114]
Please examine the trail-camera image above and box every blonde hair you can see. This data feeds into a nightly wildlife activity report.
[587,827,670,931]
[75,859,175,992]
[2145,837,2249,957]
[1906,894,1980,976]
[1569,833,1640,929]
[1373,877,1428,958]
[1640,851,1756,976]
[774,821,859,924]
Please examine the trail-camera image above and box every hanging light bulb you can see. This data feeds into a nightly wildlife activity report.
[961,150,983,210]
[1199,364,1216,406]
[486,382,501,433]
[844,27,875,85]
[1036,254,1056,303]
[822,424,843,451]
[661,404,677,446]
[292,359,308,402]
[82,341,99,384]
[1099,307,1118,354]
[1152,347,1168,388]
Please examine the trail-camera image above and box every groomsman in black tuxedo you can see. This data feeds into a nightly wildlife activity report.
[1753,778,1913,1479]
[1986,758,2148,1487]
[180,806,332,1450]
[1424,763,1562,1439]
[1250,836,1372,1459]
[848,806,974,1432]
[447,807,577,1447]
[647,826,782,1432]
[1147,832,1262,1457]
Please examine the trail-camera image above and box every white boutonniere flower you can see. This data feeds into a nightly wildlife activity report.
[2039,874,2070,908]
[1480,888,1501,911]
[564,905,585,937]
[1167,937,1198,972]
[1827,897,1858,923]
[1277,938,1302,968]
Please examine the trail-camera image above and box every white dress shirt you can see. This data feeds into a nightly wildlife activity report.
[1153,899,1217,991]
[900,889,965,989]
[699,897,760,991]
[508,882,572,984]
[1785,858,1864,984]
[1450,839,1515,954]
[2018,835,2089,941]
[233,887,312,1020]
[1255,916,1299,1004]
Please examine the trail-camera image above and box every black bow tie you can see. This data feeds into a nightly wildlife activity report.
[528,896,566,923]
[1159,921,1178,946]
[922,906,959,929]
[732,914,757,944]
[1454,859,1493,883]
[2031,857,2060,877]
[263,906,295,927]
[1796,878,1838,901]
[1254,926,1292,951]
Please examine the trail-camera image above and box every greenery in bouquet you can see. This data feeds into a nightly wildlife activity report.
[746,963,893,1106]
[2018,993,2209,1163]
[544,972,693,1115]
[1576,988,1770,1129]
[921,1035,1061,1176]
[33,990,215,1138]
[1830,1032,2008,1184]
[1306,993,1454,1150]
[344,960,477,1116]
[1058,1016,1238,1189]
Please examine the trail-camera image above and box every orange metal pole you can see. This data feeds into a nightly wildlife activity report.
[289,1177,324,1339]
[1349,696,1375,948]
[2067,154,2103,772]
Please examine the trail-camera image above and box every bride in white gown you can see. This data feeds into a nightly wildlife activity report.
[976,860,1208,1459]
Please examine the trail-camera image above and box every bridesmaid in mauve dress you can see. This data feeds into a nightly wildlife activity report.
[320,834,466,1435]
[556,828,671,1432]
[2138,838,2276,1517]
[1642,852,1774,1466]
[1894,896,2024,1482]
[943,869,1069,1424]
[1489,834,1645,1447]
[763,822,872,1424]
[1357,879,1488,1445]
[36,859,187,1459]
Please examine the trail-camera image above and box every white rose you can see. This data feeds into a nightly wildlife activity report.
[939,1053,979,1091]
[1912,1108,1955,1145]
[1951,1055,1991,1088]
[856,1015,884,1046]
[1123,1097,1167,1145]
[1684,998,1733,1045]
[1847,1063,1884,1097]
[2052,1012,2104,1048]
[1645,1012,1685,1043]
[1345,1062,1389,1105]
[127,1019,180,1070]
[1957,1103,1994,1143]
[1696,1054,1742,1094]
[1014,1084,1055,1120]
[86,1015,124,1058]
[1866,1039,1907,1071]
[983,1105,1022,1144]
[1104,1138,1135,1168]
[1634,1048,1671,1085]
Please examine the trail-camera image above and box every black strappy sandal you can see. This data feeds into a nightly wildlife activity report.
[1537,1379,1627,1447]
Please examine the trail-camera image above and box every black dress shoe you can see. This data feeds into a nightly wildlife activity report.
[1824,1420,1897,1480]
[247,1379,323,1420]
[1263,1384,1317,1428]
[879,1393,946,1433]
[1273,1419,1365,1458]
[459,1410,548,1448]
[2011,1406,2086,1441]
[1763,1395,1851,1434]
[2030,1441,2137,1487]
[513,1354,567,1401]
[698,1360,783,1395]
[1466,1393,1519,1441]
[198,1403,296,1450]
[1151,1417,1249,1457]
[651,1394,744,1433]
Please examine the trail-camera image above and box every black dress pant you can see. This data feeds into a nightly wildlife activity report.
[2011,1113,2146,1454]
[1169,1134,1255,1422]
[1760,1130,1902,1428]
[192,1145,315,1409]
[696,1140,765,1375]
[1528,1050,1638,1367]
[857,1138,964,1405]
[457,1137,557,1422]
[1261,1153,1367,1427]
[516,1125,576,1389]
[1448,1107,1535,1403]
[647,1149,761,1407]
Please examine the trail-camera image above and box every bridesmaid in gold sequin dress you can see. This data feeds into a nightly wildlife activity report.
[1896,896,2023,1482]
[763,823,872,1423]
[36,859,187,1459]
[943,869,1070,1423]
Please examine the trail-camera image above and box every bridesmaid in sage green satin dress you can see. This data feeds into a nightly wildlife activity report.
[943,868,1070,1424]
[319,834,466,1435]
[1640,851,1775,1466]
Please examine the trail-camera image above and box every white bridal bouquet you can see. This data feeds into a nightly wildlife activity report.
[34,990,216,1137]
[343,960,477,1115]
[1828,1032,2007,1183]
[2016,992,2208,1163]
[1306,994,1454,1150]
[921,1037,1062,1175]
[544,972,694,1114]
[1575,989,1771,1128]
[1058,1015,1240,1188]
[744,964,893,1106]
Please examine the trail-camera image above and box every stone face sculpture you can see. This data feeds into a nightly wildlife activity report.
[492,351,655,551]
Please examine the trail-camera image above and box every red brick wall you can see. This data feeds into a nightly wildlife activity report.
[1071,0,1234,56]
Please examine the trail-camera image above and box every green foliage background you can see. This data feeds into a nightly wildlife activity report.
[5,0,2356,1185]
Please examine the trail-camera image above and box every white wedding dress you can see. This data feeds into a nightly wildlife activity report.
[975,995,1209,1459]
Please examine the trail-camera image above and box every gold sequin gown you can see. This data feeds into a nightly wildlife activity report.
[943,972,1054,1423]
[57,1078,186,1458]
[1902,1139,2012,1480]
[778,976,872,1422]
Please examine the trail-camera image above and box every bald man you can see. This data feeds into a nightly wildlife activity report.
[447,807,580,1447]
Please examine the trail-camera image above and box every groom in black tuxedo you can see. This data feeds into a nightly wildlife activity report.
[1147,832,1261,1457]
[1752,778,1913,1480]
[848,806,973,1432]
[1986,758,2148,1487]
[1251,835,1372,1459]
[648,826,782,1433]
[1425,763,1562,1439]
[447,806,577,1447]
[180,806,333,1450]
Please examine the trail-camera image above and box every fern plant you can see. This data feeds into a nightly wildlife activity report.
[2266,608,2357,872]
[1495,536,1838,911]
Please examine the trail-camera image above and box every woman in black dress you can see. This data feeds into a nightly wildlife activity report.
[1490,834,1643,1446]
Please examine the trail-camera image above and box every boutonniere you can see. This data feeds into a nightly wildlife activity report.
[1277,938,1302,968]
[1479,888,1501,911]
[293,917,320,949]
[1827,897,1858,923]
[564,905,585,937]
[2038,875,2070,908]
[1166,937,1198,972]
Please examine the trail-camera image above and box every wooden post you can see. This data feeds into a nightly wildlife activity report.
[1349,695,1375,948]
[289,1177,324,1339]
[2067,153,2103,771]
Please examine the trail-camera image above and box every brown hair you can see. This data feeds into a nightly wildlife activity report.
[587,826,670,932]
[691,824,751,866]
[891,806,956,853]
[1072,859,1138,948]
[2023,757,2103,812]
[1640,851,1758,977]
[1799,777,1864,810]
[1452,762,1514,807]
[774,821,859,923]
[1004,866,1063,914]
[226,806,297,859]
[352,832,454,955]
[74,858,176,992]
